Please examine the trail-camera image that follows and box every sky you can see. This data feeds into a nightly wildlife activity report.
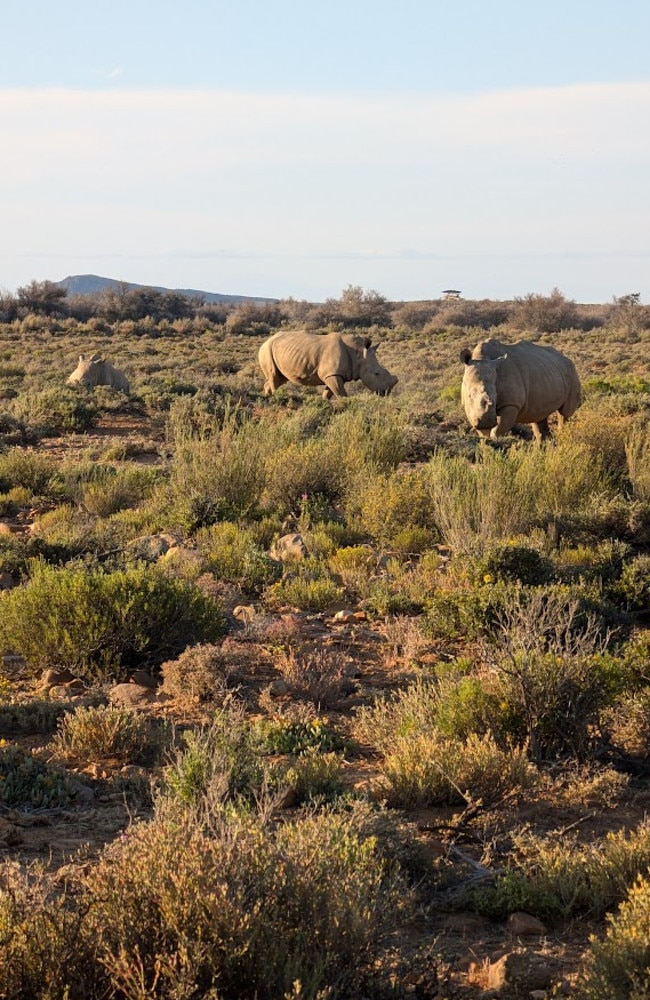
[1,0,650,304]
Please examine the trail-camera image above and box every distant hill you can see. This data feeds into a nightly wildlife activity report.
[56,274,278,305]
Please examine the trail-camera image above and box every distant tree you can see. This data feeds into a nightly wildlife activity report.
[0,291,18,323]
[512,287,579,333]
[16,280,67,317]
[315,285,392,329]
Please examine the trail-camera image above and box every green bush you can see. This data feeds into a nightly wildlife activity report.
[474,542,553,586]
[14,387,98,436]
[0,560,226,681]
[616,554,650,611]
[0,744,73,808]
[163,705,265,806]
[196,521,281,591]
[0,449,57,495]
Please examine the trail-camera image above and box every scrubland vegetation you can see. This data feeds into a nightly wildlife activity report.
[2,281,650,996]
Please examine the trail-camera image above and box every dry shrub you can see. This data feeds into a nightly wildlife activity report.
[50,703,162,765]
[275,647,354,709]
[476,821,650,924]
[161,642,233,705]
[80,805,410,1000]
[379,731,537,808]
[580,873,650,999]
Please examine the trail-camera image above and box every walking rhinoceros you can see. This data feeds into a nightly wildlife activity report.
[460,338,581,443]
[258,330,398,398]
[67,354,130,393]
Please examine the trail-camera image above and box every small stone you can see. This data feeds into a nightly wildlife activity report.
[268,679,289,696]
[109,683,157,708]
[507,911,547,937]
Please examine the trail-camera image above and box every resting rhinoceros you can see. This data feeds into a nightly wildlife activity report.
[258,330,398,398]
[67,354,130,393]
[460,338,581,443]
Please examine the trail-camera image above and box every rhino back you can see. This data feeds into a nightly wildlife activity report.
[487,340,579,422]
[269,331,353,385]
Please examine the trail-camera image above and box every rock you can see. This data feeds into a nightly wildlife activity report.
[268,679,289,696]
[127,533,181,561]
[0,572,15,590]
[129,670,158,689]
[333,610,357,623]
[109,683,157,708]
[0,816,22,846]
[507,911,547,937]
[67,778,96,805]
[487,951,557,993]
[269,533,308,562]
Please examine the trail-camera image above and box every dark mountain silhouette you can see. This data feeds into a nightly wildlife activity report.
[56,274,278,305]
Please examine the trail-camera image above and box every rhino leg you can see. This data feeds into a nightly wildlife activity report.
[264,371,288,395]
[489,405,520,439]
[531,418,551,444]
[322,375,347,398]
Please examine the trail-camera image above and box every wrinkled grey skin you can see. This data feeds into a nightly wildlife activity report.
[460,338,581,444]
[67,354,130,393]
[258,330,398,398]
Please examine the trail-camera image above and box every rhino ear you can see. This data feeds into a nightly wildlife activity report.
[89,353,103,364]
[363,337,372,349]
[78,354,85,362]
[460,348,472,364]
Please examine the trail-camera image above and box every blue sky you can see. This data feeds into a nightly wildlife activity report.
[2,0,649,303]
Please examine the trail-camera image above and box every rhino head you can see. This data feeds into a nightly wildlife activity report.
[358,341,398,396]
[460,348,507,431]
[67,353,104,387]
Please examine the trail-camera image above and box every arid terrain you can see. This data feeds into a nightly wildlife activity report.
[2,286,650,998]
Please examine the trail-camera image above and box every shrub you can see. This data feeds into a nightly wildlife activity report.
[0,449,56,495]
[257,715,347,755]
[474,542,553,586]
[489,588,626,760]
[81,805,409,1000]
[264,565,344,611]
[345,465,436,546]
[276,748,345,804]
[163,704,265,806]
[163,397,267,529]
[80,465,160,516]
[0,560,227,681]
[160,642,234,705]
[274,646,354,708]
[14,387,97,435]
[379,731,537,808]
[616,554,650,612]
[0,859,93,1000]
[196,521,281,591]
[0,743,73,808]
[50,704,163,765]
[473,821,650,924]
[580,873,650,999]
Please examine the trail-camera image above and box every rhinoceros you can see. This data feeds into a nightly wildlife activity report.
[258,330,398,398]
[460,338,581,443]
[67,354,130,393]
